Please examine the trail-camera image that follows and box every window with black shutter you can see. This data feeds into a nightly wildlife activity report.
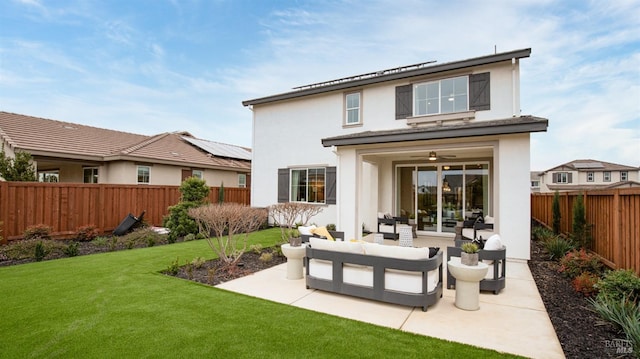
[469,72,490,111]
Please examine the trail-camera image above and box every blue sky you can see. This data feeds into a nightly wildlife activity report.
[1,0,638,171]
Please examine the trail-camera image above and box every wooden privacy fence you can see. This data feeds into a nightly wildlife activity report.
[531,188,640,275]
[0,182,250,243]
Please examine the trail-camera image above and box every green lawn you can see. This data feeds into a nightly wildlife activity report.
[0,228,519,358]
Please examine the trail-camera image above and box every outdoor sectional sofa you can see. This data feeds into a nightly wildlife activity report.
[304,237,443,311]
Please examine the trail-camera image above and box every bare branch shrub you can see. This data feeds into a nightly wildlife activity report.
[189,203,267,266]
[268,203,323,242]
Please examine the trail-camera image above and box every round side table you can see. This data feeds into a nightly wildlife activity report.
[281,244,307,280]
[447,260,489,310]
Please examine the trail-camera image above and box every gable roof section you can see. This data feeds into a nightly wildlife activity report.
[321,116,548,147]
[242,48,532,106]
[542,159,638,173]
[0,112,250,171]
[0,112,147,159]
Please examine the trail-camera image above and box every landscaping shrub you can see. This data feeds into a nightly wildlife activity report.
[183,233,196,242]
[531,225,554,242]
[189,203,268,266]
[23,224,53,240]
[64,242,79,257]
[558,249,603,279]
[589,296,640,356]
[571,194,591,249]
[163,178,210,242]
[572,272,600,297]
[543,235,574,260]
[76,225,99,242]
[259,252,273,262]
[120,228,168,249]
[596,269,640,303]
[34,241,48,261]
[191,257,206,269]
[552,190,561,235]
[165,257,180,276]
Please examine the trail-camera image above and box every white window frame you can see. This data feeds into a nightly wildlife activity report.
[344,92,361,125]
[414,76,468,116]
[603,171,611,182]
[38,170,59,182]
[531,180,540,188]
[238,173,246,188]
[290,167,326,204]
[587,172,594,182]
[556,172,569,183]
[137,165,150,184]
[83,167,99,184]
[621,171,628,181]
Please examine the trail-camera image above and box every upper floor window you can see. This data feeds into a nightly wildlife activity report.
[414,76,468,116]
[192,170,203,179]
[137,166,150,184]
[555,172,570,183]
[587,172,594,182]
[238,173,247,188]
[621,171,628,181]
[345,92,361,125]
[290,168,325,203]
[83,167,98,184]
[531,180,540,188]
[603,171,611,182]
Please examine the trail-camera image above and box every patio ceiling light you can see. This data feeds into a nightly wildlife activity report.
[428,151,437,161]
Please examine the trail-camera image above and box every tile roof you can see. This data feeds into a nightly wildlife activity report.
[543,159,639,173]
[0,112,250,171]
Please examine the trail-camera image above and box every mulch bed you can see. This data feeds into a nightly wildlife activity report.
[528,239,633,359]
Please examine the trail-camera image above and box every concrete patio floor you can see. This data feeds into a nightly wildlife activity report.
[216,236,565,359]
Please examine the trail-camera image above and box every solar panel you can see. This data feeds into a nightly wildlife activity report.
[182,136,252,161]
[573,162,603,169]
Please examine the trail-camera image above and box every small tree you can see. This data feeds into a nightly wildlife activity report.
[0,146,36,181]
[572,193,589,249]
[268,202,324,242]
[163,177,210,242]
[552,190,561,235]
[218,182,225,203]
[189,203,267,267]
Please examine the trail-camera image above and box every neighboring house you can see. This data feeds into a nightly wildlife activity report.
[0,112,251,187]
[536,159,640,193]
[243,48,548,260]
[530,171,541,193]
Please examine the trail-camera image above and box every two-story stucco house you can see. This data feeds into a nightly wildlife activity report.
[0,112,251,187]
[243,48,548,260]
[535,159,640,193]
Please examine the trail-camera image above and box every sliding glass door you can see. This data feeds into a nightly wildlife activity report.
[396,163,489,235]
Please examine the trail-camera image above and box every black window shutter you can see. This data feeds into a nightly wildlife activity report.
[395,85,413,120]
[552,173,558,183]
[469,72,490,111]
[277,168,289,203]
[568,173,573,183]
[325,166,337,205]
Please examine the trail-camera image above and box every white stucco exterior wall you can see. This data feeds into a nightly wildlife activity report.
[495,134,531,260]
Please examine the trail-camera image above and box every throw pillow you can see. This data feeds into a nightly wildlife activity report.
[311,226,335,241]
[297,225,316,236]
[428,247,440,258]
[484,215,495,224]
[384,213,393,219]
[483,234,503,264]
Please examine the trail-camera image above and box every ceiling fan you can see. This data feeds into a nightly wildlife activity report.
[410,151,457,161]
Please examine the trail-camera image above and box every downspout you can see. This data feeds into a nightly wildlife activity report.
[512,58,517,117]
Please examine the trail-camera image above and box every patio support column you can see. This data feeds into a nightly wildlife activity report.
[496,134,531,260]
[337,148,359,241]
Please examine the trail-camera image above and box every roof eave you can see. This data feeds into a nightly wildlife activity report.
[243,48,531,107]
[321,117,548,147]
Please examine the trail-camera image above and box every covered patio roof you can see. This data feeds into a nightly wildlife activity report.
[321,116,548,147]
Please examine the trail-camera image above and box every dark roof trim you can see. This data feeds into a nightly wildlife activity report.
[243,48,531,107]
[321,116,548,147]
